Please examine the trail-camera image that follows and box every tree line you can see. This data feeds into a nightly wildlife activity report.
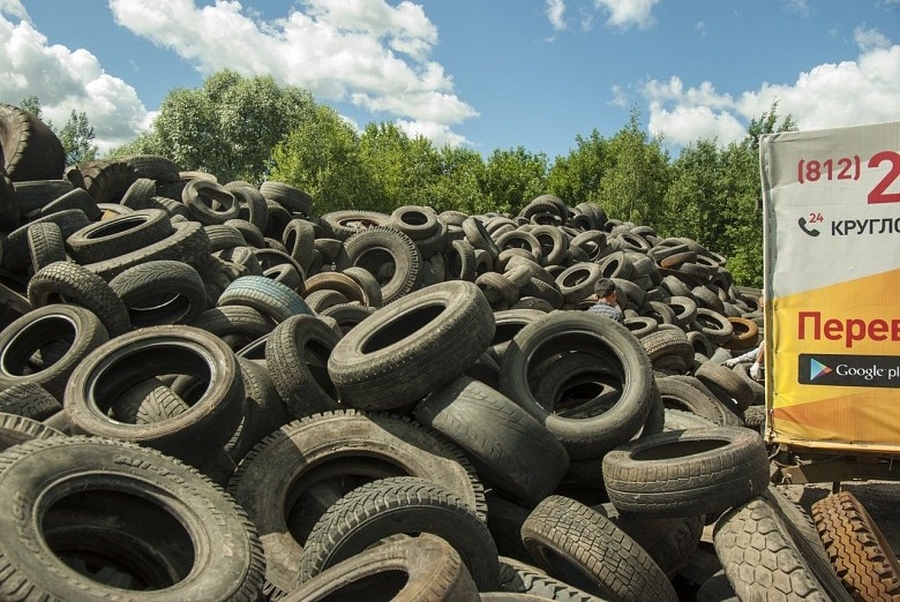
[35,70,797,287]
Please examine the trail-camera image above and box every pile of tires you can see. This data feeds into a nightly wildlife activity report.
[0,105,860,601]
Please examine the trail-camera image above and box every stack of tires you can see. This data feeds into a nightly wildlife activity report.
[0,105,869,601]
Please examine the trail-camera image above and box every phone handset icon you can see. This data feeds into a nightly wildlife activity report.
[798,217,820,237]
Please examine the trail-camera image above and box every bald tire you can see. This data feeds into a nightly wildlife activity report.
[601,427,769,517]
[414,375,569,506]
[279,534,478,602]
[714,497,831,602]
[521,495,677,602]
[299,476,499,591]
[812,490,900,602]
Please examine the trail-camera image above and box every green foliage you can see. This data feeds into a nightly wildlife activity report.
[118,69,315,184]
[16,97,97,165]
[546,129,609,208]
[595,109,671,227]
[477,146,548,215]
[269,105,374,214]
[58,110,98,165]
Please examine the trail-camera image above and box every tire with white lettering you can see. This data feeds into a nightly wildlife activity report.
[0,436,265,601]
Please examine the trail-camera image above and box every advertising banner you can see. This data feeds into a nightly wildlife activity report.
[760,120,900,451]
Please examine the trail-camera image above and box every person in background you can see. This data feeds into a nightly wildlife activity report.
[586,278,624,324]
[725,340,765,381]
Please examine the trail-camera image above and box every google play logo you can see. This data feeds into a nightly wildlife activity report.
[809,358,832,381]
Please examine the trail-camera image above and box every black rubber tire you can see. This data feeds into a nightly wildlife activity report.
[0,382,62,421]
[0,104,66,182]
[123,154,181,183]
[218,275,313,324]
[3,208,91,271]
[0,304,109,400]
[497,556,609,601]
[298,476,499,591]
[265,314,341,418]
[81,219,211,281]
[109,259,207,327]
[641,328,694,371]
[278,533,479,602]
[390,205,441,240]
[715,496,831,602]
[664,375,744,427]
[812,490,900,602]
[0,436,265,601]
[499,311,655,461]
[655,376,739,426]
[27,260,132,336]
[260,181,312,216]
[694,361,754,411]
[226,183,269,232]
[65,208,174,264]
[303,271,366,304]
[64,325,244,465]
[328,280,494,411]
[414,375,570,506]
[335,226,424,304]
[0,411,62,452]
[602,426,770,517]
[592,501,702,579]
[281,217,316,272]
[317,302,375,336]
[321,210,391,240]
[224,357,290,462]
[107,377,191,425]
[190,305,276,349]
[690,308,733,346]
[226,409,486,594]
[26,221,67,273]
[182,179,240,225]
[521,495,678,601]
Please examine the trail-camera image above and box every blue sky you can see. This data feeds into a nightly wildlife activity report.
[0,0,897,160]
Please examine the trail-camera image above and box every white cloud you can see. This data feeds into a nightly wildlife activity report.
[546,0,566,31]
[108,0,477,147]
[0,11,148,152]
[0,0,28,21]
[593,0,659,30]
[395,119,467,148]
[695,21,706,37]
[644,30,900,148]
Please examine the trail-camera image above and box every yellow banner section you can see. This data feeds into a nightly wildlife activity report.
[772,267,900,451]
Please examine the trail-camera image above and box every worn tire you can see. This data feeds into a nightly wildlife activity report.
[602,426,770,517]
[328,280,494,411]
[0,436,265,601]
[109,259,207,327]
[414,375,570,506]
[226,408,486,594]
[299,476,499,591]
[521,495,678,601]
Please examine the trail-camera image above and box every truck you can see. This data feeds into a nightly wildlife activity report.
[759,119,900,484]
